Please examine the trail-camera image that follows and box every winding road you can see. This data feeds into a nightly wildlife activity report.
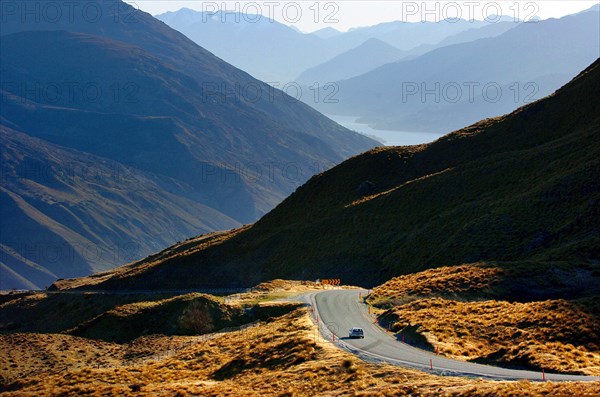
[304,289,599,381]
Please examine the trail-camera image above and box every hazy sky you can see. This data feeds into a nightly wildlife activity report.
[126,1,599,32]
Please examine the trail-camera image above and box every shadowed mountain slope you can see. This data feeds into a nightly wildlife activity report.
[52,58,600,292]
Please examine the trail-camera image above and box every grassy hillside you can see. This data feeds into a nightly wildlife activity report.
[368,264,600,376]
[3,308,600,396]
[383,297,600,375]
[53,58,600,292]
[0,289,300,344]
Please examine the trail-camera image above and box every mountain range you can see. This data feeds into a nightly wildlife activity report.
[296,21,518,84]
[52,57,600,294]
[296,38,406,84]
[156,9,518,83]
[0,0,376,289]
[158,6,598,137]
[313,7,600,133]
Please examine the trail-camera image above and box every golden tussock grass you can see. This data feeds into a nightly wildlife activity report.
[228,279,358,305]
[387,298,600,376]
[2,308,600,396]
[226,279,325,304]
[367,264,599,376]
[252,279,322,293]
[368,264,504,306]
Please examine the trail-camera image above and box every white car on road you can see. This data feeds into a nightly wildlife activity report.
[349,327,365,338]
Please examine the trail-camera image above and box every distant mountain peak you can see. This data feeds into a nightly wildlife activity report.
[310,27,342,39]
[360,37,400,49]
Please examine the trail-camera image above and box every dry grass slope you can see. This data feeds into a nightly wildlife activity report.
[67,293,231,343]
[371,265,600,376]
[367,264,505,306]
[385,298,600,375]
[0,289,302,344]
[2,308,600,396]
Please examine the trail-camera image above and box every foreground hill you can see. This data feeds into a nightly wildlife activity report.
[53,57,600,292]
[4,307,600,396]
[0,0,376,289]
[368,264,600,375]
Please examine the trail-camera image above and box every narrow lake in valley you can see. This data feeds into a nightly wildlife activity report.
[328,114,445,147]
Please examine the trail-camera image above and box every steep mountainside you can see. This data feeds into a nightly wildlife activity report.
[0,126,239,289]
[53,59,600,292]
[0,0,376,289]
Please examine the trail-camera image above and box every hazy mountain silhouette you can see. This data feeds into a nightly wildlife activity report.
[297,21,519,86]
[313,7,600,133]
[156,8,511,82]
[155,9,331,82]
[399,20,519,60]
[317,10,600,132]
[322,17,511,52]
[297,38,405,84]
[310,27,342,39]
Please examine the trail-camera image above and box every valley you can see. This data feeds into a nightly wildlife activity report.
[326,114,445,146]
[1,1,599,395]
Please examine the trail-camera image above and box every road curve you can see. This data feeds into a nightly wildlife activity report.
[308,289,599,381]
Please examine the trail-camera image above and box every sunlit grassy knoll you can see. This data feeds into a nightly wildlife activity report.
[367,264,504,307]
[225,279,324,304]
[386,297,600,376]
[2,309,600,396]
[369,264,600,376]
[0,286,305,344]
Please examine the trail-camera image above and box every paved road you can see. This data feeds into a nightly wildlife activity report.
[307,289,600,381]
